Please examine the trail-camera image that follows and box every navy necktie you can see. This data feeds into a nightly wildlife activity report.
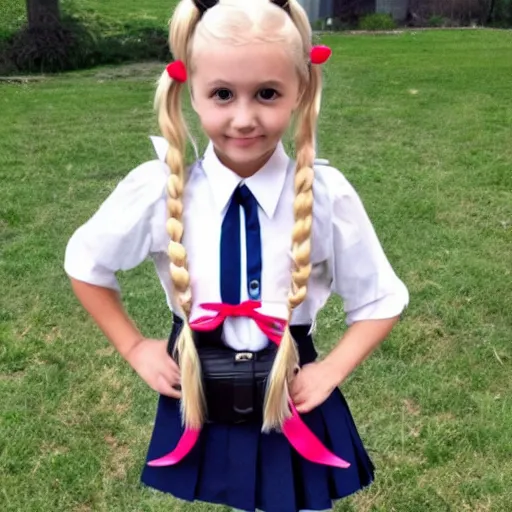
[220,184,262,304]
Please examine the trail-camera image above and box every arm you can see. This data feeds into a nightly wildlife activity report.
[291,316,399,413]
[321,315,399,386]
[70,278,143,359]
[290,166,408,413]
[64,160,180,397]
[69,279,181,399]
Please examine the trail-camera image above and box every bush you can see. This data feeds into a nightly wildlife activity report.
[1,16,97,74]
[428,15,445,27]
[0,12,171,75]
[358,13,396,31]
[489,0,512,27]
[0,27,15,44]
[409,0,512,27]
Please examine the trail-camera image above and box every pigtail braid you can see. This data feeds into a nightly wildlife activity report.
[154,0,206,430]
[263,0,323,431]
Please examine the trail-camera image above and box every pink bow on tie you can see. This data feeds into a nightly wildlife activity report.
[191,300,286,343]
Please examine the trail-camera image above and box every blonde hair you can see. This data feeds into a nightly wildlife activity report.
[154,0,324,432]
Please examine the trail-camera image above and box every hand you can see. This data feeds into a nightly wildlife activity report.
[289,361,339,414]
[125,338,181,399]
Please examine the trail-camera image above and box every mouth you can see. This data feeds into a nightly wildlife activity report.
[226,135,264,147]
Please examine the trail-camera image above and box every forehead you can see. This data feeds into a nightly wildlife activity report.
[191,41,299,87]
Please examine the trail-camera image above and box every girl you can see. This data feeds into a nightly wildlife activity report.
[64,0,409,511]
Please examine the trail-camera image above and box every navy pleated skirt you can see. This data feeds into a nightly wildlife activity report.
[141,320,375,512]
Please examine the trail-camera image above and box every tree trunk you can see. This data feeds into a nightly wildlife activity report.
[487,0,496,23]
[26,0,61,29]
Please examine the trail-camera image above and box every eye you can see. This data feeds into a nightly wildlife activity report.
[213,88,233,102]
[258,88,280,101]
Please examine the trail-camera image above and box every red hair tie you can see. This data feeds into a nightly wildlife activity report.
[166,60,187,82]
[310,45,332,65]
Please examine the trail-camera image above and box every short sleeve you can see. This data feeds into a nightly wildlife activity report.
[64,160,169,291]
[322,166,409,324]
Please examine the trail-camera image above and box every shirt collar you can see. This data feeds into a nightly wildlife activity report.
[200,141,291,219]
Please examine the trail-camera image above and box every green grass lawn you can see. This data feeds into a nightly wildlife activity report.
[1,28,512,511]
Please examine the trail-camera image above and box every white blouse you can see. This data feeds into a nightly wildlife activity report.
[64,136,409,351]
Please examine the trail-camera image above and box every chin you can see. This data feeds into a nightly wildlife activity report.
[230,148,269,163]
[228,139,274,155]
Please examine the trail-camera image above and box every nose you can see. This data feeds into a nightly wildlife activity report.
[230,100,257,133]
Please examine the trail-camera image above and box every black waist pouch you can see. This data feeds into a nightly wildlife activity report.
[167,315,317,425]
[197,342,277,424]
[167,319,280,424]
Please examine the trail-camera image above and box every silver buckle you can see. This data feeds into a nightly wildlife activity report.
[235,352,254,362]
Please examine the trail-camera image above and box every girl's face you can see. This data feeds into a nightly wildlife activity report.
[191,41,302,177]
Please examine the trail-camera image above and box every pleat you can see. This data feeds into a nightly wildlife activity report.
[140,395,201,502]
[320,391,375,497]
[226,423,260,511]
[291,407,334,512]
[195,422,230,504]
[256,430,296,512]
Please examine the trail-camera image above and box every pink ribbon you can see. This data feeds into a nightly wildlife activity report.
[147,428,200,467]
[190,301,287,343]
[283,401,350,468]
[147,301,350,469]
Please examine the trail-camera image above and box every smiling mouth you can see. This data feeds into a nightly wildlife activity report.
[225,136,264,147]
[227,136,263,140]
